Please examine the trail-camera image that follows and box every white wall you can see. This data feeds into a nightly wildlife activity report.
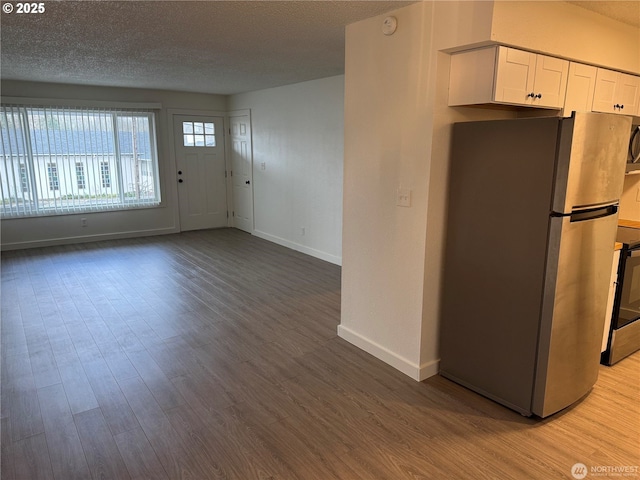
[340,1,505,381]
[1,80,227,249]
[228,76,344,265]
[341,0,640,381]
[340,2,439,380]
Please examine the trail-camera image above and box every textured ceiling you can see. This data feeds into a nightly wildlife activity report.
[567,1,640,28]
[0,0,415,95]
[1,1,637,96]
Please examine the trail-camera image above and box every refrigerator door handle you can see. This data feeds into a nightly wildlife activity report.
[567,204,618,223]
[551,204,618,223]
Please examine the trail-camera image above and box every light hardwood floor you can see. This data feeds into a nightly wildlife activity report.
[1,228,638,479]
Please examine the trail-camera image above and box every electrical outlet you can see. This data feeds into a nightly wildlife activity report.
[301,226,306,236]
[260,162,266,170]
[81,217,88,227]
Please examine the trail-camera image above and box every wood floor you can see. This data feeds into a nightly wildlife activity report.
[1,228,638,480]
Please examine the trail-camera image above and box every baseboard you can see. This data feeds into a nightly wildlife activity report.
[0,226,179,251]
[252,229,342,266]
[418,358,440,381]
[337,324,439,381]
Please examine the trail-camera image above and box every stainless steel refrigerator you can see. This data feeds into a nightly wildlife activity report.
[440,112,631,418]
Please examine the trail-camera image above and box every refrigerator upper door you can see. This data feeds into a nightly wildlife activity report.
[552,112,631,214]
[532,209,618,417]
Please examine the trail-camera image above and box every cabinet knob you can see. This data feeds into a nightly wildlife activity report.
[614,103,624,110]
[527,92,535,98]
[535,93,542,99]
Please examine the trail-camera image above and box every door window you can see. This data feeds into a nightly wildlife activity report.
[182,122,216,147]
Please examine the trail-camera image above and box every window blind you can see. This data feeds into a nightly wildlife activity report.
[0,105,161,218]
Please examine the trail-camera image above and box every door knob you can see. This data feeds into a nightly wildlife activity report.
[245,180,250,185]
[178,179,183,183]
[178,170,182,175]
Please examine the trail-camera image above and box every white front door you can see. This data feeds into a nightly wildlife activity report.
[174,115,227,231]
[229,115,253,233]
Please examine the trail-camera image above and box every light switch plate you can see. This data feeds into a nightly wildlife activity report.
[396,188,411,207]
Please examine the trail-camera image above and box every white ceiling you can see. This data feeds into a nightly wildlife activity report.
[1,1,637,96]
[566,1,640,28]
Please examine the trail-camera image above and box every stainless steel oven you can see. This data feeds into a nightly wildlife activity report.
[603,227,640,365]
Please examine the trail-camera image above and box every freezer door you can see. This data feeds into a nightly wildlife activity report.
[533,208,618,417]
[552,112,630,213]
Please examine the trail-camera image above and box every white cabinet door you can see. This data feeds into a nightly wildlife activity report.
[494,47,536,105]
[617,73,640,115]
[531,54,569,108]
[563,62,597,116]
[593,68,640,115]
[592,68,618,113]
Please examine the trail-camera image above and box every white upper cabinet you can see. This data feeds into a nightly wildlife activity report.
[494,47,568,108]
[592,68,640,116]
[562,62,597,117]
[449,46,568,109]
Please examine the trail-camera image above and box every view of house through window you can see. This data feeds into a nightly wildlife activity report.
[0,105,161,217]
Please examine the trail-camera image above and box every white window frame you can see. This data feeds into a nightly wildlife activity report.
[0,102,162,218]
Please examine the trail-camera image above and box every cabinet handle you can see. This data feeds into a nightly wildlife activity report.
[535,93,542,99]
[527,92,535,98]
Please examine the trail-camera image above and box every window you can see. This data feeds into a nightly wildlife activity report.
[100,161,111,188]
[0,105,161,218]
[182,121,215,147]
[76,162,85,189]
[47,163,59,191]
[19,164,28,192]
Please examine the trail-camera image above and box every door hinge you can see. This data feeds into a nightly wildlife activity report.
[224,170,227,178]
[230,170,233,177]
[233,211,235,217]
[226,211,229,218]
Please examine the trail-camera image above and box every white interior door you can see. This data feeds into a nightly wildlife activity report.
[229,114,254,233]
[174,115,227,231]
